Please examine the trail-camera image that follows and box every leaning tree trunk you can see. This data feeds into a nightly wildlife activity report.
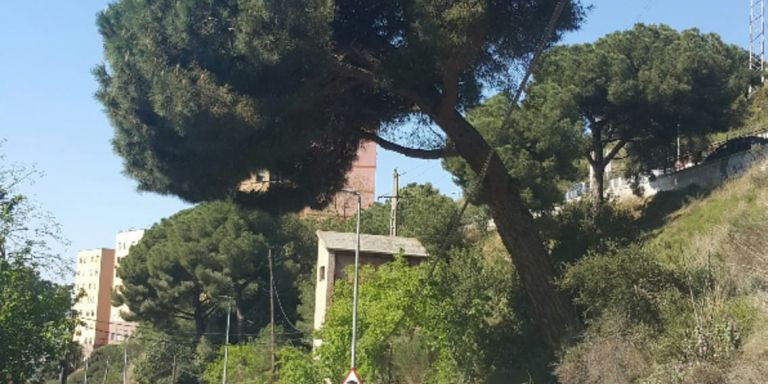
[434,110,579,345]
[235,305,245,344]
[590,163,605,215]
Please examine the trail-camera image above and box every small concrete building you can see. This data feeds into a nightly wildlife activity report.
[313,230,428,332]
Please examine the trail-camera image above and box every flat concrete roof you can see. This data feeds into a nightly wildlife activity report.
[316,230,428,257]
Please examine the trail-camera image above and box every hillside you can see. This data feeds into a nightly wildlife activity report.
[558,160,768,383]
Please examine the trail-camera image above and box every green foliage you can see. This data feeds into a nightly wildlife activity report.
[307,239,553,383]
[115,201,311,341]
[561,244,681,327]
[0,152,68,270]
[275,346,319,384]
[95,0,587,342]
[533,24,754,206]
[68,345,124,384]
[203,341,270,384]
[710,84,768,143]
[95,0,584,213]
[0,154,75,382]
[316,257,425,382]
[558,163,768,383]
[0,259,77,383]
[444,90,585,211]
[132,329,200,384]
[541,199,637,267]
[358,183,463,253]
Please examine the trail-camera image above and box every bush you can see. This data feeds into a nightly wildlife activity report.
[556,315,653,384]
[560,244,680,327]
[275,346,320,384]
[542,200,636,268]
[203,341,271,384]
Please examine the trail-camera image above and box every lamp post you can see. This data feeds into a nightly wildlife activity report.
[341,189,362,369]
[221,296,232,384]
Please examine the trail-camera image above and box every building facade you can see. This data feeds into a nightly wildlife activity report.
[108,229,144,343]
[73,248,115,358]
[316,141,377,217]
[313,230,428,334]
[240,142,377,218]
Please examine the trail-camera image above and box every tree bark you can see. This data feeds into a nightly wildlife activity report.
[589,131,625,214]
[193,292,206,344]
[590,162,605,214]
[431,109,579,345]
[235,305,245,344]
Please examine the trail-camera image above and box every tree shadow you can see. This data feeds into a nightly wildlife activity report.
[635,184,715,233]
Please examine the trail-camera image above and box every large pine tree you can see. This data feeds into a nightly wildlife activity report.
[96,0,585,343]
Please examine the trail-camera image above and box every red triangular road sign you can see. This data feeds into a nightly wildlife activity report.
[341,368,363,384]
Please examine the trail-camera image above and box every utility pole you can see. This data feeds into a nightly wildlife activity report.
[84,358,88,384]
[350,191,362,369]
[389,169,399,237]
[122,338,127,384]
[101,358,109,384]
[750,0,766,90]
[268,247,276,381]
[222,298,231,384]
[171,355,176,383]
[59,340,70,384]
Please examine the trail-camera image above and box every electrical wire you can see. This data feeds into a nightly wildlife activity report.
[379,0,571,344]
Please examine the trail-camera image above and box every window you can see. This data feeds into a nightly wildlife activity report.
[319,266,326,282]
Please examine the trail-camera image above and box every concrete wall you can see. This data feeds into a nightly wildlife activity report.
[567,146,768,202]
[647,146,768,194]
[313,237,333,332]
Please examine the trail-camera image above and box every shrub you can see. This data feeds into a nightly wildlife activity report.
[543,200,636,268]
[560,244,680,327]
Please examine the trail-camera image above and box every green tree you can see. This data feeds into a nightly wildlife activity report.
[202,328,281,384]
[95,0,586,343]
[114,201,309,342]
[311,243,547,383]
[131,329,200,384]
[0,150,68,270]
[0,260,77,383]
[444,90,584,212]
[68,344,124,384]
[532,24,754,210]
[0,151,75,383]
[349,183,463,253]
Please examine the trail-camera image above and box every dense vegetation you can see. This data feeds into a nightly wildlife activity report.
[95,0,587,342]
[0,154,77,383]
[67,2,768,383]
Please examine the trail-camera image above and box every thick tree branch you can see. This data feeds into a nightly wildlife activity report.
[359,131,453,159]
[604,139,628,163]
[586,152,596,166]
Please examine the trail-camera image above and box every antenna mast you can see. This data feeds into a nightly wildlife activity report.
[750,0,766,87]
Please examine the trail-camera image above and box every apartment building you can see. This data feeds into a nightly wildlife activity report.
[240,142,377,218]
[108,229,144,343]
[73,248,115,358]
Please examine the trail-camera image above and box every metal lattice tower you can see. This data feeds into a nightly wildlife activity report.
[750,0,766,84]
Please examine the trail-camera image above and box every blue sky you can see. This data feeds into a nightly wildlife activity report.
[0,0,752,277]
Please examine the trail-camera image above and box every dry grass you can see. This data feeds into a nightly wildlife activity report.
[556,316,653,384]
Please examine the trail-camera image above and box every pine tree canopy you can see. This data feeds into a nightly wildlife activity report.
[95,0,584,212]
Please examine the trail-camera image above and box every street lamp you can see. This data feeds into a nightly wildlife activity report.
[341,189,362,369]
[219,295,233,384]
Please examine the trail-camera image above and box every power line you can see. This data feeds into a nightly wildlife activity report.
[379,0,571,345]
[271,267,307,336]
